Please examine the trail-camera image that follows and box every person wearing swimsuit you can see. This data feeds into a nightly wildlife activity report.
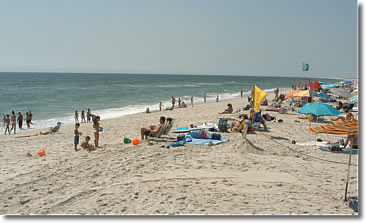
[93,116,101,148]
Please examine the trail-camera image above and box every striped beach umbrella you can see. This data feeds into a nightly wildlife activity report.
[309,120,358,135]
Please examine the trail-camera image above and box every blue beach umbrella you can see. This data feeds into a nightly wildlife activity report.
[298,103,341,116]
[324,84,337,89]
[344,80,352,84]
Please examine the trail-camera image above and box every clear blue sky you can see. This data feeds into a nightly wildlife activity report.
[0,0,357,78]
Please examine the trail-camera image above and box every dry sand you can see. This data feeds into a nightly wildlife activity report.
[0,91,358,215]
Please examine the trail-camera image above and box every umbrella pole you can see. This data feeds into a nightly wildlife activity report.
[344,145,353,201]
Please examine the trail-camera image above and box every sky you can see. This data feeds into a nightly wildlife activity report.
[0,0,358,78]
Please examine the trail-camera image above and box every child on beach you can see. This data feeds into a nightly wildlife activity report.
[219,104,233,114]
[93,116,100,148]
[10,111,16,134]
[81,110,86,123]
[74,123,80,151]
[74,110,79,123]
[81,136,95,151]
[18,112,23,129]
[4,115,10,135]
[87,109,91,123]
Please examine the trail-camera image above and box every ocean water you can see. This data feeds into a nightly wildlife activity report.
[0,72,338,131]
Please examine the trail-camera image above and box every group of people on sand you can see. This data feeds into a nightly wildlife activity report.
[3,111,33,135]
[74,109,92,123]
[73,110,101,151]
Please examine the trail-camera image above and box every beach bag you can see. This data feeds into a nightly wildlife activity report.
[218,118,228,132]
[212,133,221,140]
[198,131,208,139]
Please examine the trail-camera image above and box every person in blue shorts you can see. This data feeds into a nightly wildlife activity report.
[74,123,80,151]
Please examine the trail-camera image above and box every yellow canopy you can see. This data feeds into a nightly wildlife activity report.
[294,90,310,97]
[285,89,304,98]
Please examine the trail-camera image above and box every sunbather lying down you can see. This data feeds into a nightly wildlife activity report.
[219,104,233,114]
[140,116,165,140]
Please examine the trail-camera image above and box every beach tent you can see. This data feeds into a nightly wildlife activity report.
[309,120,358,201]
[330,88,351,99]
[344,80,352,84]
[325,84,337,89]
[285,89,304,98]
[298,103,341,117]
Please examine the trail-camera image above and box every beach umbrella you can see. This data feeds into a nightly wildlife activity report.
[298,103,341,116]
[325,84,337,89]
[309,120,358,201]
[349,95,358,104]
[330,88,351,99]
[344,80,352,84]
[285,89,304,98]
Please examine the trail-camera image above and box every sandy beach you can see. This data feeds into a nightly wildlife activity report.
[0,90,358,215]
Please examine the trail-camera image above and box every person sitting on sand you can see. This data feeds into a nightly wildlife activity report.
[81,136,96,151]
[331,108,354,121]
[219,104,233,114]
[343,134,358,149]
[140,116,165,140]
[230,114,248,132]
[40,122,61,135]
[179,102,187,108]
[146,107,151,113]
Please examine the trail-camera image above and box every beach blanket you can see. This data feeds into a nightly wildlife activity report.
[319,146,358,154]
[296,141,329,146]
[185,138,229,146]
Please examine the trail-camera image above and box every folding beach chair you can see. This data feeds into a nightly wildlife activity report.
[51,122,62,134]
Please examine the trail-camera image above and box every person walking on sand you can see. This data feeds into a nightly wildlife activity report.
[87,109,91,123]
[10,111,16,134]
[74,123,80,151]
[204,93,206,103]
[159,102,162,111]
[93,116,101,148]
[81,110,86,123]
[172,96,175,108]
[241,89,243,98]
[191,96,193,107]
[216,94,219,102]
[4,115,10,135]
[17,112,23,129]
[74,110,79,123]
[178,98,181,106]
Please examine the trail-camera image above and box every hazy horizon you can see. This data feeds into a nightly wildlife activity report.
[0,0,358,78]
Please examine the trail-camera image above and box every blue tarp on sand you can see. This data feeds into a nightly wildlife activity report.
[185,138,229,146]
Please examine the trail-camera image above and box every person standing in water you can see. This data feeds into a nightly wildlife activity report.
[159,102,162,111]
[204,93,206,103]
[17,112,23,130]
[191,96,193,107]
[10,111,16,134]
[87,109,91,123]
[178,98,181,106]
[74,110,79,123]
[172,96,175,108]
[240,89,243,98]
[4,115,10,135]
[81,110,86,123]
[216,94,219,102]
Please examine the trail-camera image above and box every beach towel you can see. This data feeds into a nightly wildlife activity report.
[197,123,218,129]
[318,146,358,154]
[173,128,202,133]
[15,133,38,138]
[185,138,229,146]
